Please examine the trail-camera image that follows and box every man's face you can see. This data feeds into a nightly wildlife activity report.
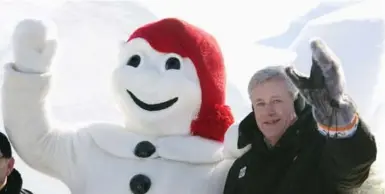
[251,78,297,142]
[0,157,14,185]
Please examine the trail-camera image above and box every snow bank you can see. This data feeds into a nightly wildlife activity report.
[257,0,360,48]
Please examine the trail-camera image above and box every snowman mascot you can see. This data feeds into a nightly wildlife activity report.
[2,18,236,194]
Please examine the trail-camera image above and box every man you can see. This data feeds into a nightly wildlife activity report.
[223,39,377,194]
[0,132,32,194]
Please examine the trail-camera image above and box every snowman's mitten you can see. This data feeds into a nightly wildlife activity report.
[12,19,57,74]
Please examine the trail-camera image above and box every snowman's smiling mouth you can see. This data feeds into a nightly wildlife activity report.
[126,90,178,111]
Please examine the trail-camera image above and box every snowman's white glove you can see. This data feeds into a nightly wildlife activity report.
[12,19,57,74]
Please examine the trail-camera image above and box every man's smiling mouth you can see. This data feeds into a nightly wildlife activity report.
[126,90,178,111]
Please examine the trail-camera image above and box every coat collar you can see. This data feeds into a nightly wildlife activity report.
[86,123,224,164]
[0,169,23,194]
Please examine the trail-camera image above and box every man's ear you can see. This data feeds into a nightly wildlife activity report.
[6,158,15,176]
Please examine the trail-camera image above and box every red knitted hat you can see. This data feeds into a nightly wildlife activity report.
[127,18,234,142]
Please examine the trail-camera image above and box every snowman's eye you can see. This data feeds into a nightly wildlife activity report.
[127,54,141,68]
[165,57,181,70]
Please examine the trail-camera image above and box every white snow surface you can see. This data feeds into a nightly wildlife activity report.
[0,0,384,193]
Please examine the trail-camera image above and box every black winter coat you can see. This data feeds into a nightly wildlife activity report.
[0,169,32,194]
[223,105,377,194]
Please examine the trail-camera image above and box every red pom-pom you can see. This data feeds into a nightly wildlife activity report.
[190,104,234,142]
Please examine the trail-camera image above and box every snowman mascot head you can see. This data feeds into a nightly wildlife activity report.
[112,18,234,142]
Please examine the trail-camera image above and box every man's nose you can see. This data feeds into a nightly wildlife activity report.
[266,104,276,116]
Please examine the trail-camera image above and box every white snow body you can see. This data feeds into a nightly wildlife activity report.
[2,28,235,194]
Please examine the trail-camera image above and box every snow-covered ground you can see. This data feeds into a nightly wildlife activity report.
[0,0,384,193]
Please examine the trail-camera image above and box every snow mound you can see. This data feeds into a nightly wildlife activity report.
[257,0,360,48]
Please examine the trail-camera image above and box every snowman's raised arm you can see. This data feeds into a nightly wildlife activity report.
[2,19,91,185]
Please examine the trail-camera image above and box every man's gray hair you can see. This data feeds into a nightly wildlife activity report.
[248,65,299,99]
